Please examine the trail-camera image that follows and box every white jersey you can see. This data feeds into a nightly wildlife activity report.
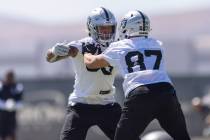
[102,37,172,97]
[67,37,117,105]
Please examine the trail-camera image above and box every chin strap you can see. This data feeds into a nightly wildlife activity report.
[128,35,148,39]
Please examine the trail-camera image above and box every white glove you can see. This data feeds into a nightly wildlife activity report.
[51,43,70,56]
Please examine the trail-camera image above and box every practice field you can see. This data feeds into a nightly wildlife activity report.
[15,77,210,140]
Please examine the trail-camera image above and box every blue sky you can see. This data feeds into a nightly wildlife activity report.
[0,0,210,23]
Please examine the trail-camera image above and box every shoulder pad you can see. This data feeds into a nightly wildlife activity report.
[67,40,83,48]
[67,37,96,48]
[80,37,96,44]
[148,38,162,46]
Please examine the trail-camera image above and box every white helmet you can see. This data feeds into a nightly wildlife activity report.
[118,10,151,40]
[87,7,117,47]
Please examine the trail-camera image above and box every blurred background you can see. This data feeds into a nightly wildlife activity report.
[0,0,210,140]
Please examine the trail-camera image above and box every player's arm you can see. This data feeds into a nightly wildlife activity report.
[46,49,68,63]
[84,53,110,69]
[46,44,78,63]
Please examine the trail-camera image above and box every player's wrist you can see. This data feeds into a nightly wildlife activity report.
[68,47,78,57]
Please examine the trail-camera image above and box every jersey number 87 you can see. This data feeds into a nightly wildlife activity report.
[125,50,162,73]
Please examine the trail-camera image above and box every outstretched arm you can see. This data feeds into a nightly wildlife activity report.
[84,53,110,69]
[46,49,68,63]
[46,44,78,63]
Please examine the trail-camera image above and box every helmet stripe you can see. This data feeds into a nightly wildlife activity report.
[137,10,145,31]
[101,7,109,21]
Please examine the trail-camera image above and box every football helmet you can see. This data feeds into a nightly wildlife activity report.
[118,10,151,40]
[87,7,117,47]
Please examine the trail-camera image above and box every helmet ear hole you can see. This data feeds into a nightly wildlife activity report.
[123,30,127,33]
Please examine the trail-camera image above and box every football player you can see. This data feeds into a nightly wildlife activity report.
[84,10,191,140]
[46,7,121,140]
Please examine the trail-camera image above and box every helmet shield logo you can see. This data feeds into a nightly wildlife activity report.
[121,19,127,29]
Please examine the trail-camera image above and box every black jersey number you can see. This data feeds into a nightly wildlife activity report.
[86,66,113,75]
[84,45,113,75]
[125,50,162,73]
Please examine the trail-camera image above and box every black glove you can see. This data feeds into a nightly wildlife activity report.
[82,42,98,55]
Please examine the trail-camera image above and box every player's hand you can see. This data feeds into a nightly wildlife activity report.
[84,53,93,61]
[51,43,70,56]
[84,53,96,67]
[82,43,98,55]
[46,49,58,62]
